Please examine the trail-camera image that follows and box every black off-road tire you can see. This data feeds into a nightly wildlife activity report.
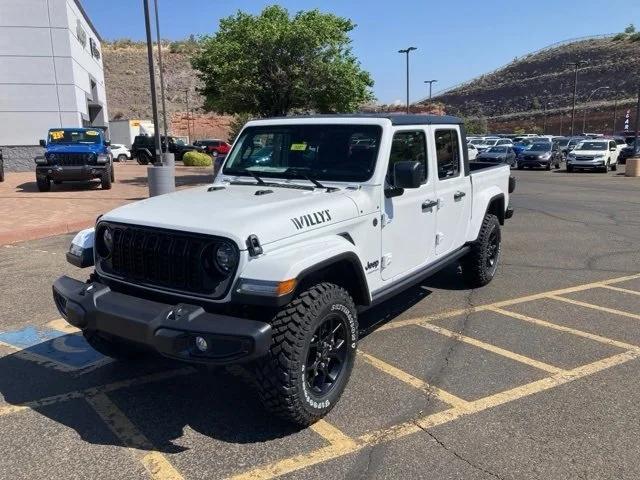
[462,213,501,288]
[83,330,143,360]
[110,164,115,182]
[137,152,151,165]
[255,282,358,427]
[101,168,112,190]
[36,177,51,192]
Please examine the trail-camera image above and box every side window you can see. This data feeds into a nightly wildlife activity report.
[387,130,428,186]
[435,129,461,179]
[610,141,616,150]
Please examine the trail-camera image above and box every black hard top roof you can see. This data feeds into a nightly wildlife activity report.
[267,113,464,126]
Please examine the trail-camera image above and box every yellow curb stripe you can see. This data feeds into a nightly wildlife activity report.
[549,295,640,320]
[87,393,184,480]
[46,318,80,334]
[357,351,470,409]
[418,322,566,374]
[0,367,196,418]
[230,350,639,480]
[488,307,640,351]
[599,284,640,296]
[376,273,640,332]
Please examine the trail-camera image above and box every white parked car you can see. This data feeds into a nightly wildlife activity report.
[53,114,514,426]
[566,139,619,173]
[467,143,479,160]
[476,137,513,153]
[110,144,131,162]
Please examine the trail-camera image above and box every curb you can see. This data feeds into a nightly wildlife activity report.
[0,218,95,246]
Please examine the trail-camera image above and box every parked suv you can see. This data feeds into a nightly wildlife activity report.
[53,114,515,426]
[36,128,114,191]
[193,139,231,157]
[131,135,201,164]
[566,139,618,172]
[517,141,562,170]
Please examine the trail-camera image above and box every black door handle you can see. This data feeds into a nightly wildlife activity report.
[454,191,466,200]
[422,199,438,211]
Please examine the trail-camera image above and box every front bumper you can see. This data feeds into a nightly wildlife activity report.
[37,165,107,181]
[567,159,605,170]
[518,158,551,168]
[52,276,272,365]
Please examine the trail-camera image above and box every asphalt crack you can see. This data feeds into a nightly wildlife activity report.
[417,425,506,480]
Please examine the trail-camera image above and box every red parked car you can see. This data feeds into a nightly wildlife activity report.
[193,139,231,156]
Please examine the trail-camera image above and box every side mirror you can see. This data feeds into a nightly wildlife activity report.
[39,139,46,147]
[394,161,424,189]
[104,140,111,147]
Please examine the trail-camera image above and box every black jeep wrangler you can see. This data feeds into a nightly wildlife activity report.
[131,135,201,164]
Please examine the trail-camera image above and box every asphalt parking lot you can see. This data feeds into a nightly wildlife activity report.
[1,166,639,480]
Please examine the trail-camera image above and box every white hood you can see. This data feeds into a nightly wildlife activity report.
[101,183,360,249]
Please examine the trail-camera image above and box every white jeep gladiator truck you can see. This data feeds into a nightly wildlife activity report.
[53,114,515,426]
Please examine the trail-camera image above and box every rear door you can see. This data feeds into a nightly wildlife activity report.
[432,126,472,256]
[380,128,436,280]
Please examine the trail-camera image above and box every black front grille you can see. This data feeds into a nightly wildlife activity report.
[96,223,236,298]
[575,156,595,161]
[51,153,92,166]
[523,155,538,161]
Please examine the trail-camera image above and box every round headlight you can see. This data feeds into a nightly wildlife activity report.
[102,227,113,255]
[215,243,237,274]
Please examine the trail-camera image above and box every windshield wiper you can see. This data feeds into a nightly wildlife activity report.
[284,168,336,191]
[237,169,265,185]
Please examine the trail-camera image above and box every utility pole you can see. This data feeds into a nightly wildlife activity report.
[582,86,609,134]
[153,0,168,141]
[398,47,417,114]
[424,79,438,100]
[635,83,640,153]
[143,0,161,164]
[542,102,548,134]
[566,60,588,136]
[185,89,191,142]
[612,88,619,135]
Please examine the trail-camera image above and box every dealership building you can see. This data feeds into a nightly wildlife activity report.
[0,0,108,170]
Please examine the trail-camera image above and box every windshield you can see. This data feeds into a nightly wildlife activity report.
[555,139,570,147]
[223,124,382,182]
[576,141,606,151]
[528,143,551,152]
[487,146,508,153]
[48,129,101,144]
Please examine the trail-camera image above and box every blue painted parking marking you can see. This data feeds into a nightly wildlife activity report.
[0,326,106,370]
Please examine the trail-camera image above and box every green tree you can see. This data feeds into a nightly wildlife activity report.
[465,116,487,135]
[227,112,255,142]
[624,24,636,34]
[192,6,374,116]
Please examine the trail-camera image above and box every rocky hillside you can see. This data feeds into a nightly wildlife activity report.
[423,33,640,132]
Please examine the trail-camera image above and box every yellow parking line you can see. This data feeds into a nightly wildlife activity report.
[599,285,640,296]
[87,393,184,480]
[488,307,640,352]
[377,272,640,332]
[549,295,640,320]
[357,351,470,409]
[230,350,639,480]
[0,367,196,418]
[310,420,357,448]
[418,323,566,374]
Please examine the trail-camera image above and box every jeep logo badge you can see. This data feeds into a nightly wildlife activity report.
[291,210,332,230]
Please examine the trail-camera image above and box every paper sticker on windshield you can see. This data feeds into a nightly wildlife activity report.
[85,130,99,136]
[290,143,307,151]
[50,131,64,140]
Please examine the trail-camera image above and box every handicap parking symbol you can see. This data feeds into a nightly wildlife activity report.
[0,325,108,371]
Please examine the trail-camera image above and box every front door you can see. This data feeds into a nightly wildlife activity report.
[433,127,472,256]
[381,129,437,280]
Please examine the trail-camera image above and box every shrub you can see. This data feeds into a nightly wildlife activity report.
[182,151,212,167]
[630,32,640,42]
[612,33,627,41]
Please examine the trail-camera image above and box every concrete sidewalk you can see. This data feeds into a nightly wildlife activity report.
[0,163,214,245]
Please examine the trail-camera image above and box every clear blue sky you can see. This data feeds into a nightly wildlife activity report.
[84,0,639,104]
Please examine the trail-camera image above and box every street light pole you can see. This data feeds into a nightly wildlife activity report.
[582,86,610,134]
[398,47,417,114]
[612,88,619,135]
[566,60,588,136]
[153,0,168,142]
[143,0,161,164]
[424,79,438,100]
[542,102,548,134]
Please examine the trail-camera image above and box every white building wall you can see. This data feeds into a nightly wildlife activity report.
[0,0,107,147]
